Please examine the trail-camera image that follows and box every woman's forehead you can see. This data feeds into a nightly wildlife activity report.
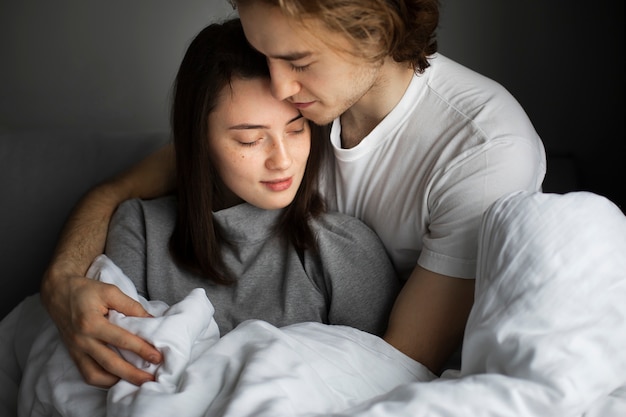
[212,77,300,125]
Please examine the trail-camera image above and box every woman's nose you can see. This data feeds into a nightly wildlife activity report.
[266,140,292,171]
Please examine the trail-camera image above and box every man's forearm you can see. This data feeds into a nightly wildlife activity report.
[40,181,128,309]
[40,143,176,305]
[384,265,475,374]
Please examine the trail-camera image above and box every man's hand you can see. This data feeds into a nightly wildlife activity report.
[38,144,175,387]
[41,270,163,388]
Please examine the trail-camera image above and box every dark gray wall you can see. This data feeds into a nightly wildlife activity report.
[438,0,624,211]
[0,0,235,132]
[1,0,623,209]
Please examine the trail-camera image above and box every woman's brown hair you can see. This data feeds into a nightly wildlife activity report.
[169,18,327,285]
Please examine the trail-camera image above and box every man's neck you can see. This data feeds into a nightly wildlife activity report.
[340,61,414,149]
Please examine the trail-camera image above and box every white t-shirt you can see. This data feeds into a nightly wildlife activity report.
[323,54,546,280]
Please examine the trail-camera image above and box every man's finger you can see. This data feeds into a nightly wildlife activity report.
[80,335,157,386]
[70,347,120,388]
[99,321,162,365]
[104,286,153,319]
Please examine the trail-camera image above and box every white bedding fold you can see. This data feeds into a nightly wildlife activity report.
[17,256,433,417]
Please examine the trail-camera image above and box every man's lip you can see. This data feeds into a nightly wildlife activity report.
[292,101,314,109]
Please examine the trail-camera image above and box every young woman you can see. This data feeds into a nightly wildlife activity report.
[104,18,399,339]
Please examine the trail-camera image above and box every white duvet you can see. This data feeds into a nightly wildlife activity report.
[14,255,434,417]
[3,190,626,417]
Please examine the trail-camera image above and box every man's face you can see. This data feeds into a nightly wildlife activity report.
[238,2,383,125]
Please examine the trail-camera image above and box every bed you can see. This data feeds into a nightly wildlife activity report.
[1,131,625,416]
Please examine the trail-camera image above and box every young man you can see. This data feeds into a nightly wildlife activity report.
[40,0,546,388]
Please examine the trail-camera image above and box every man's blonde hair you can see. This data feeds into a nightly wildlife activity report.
[233,0,440,73]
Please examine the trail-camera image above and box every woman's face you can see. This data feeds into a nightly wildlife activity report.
[208,76,310,210]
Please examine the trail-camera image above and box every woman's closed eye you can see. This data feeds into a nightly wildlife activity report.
[285,117,307,136]
[286,127,305,136]
[237,137,263,147]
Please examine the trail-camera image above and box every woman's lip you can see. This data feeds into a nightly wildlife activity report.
[262,177,293,191]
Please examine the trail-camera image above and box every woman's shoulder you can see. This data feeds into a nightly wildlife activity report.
[119,195,176,214]
[115,195,177,231]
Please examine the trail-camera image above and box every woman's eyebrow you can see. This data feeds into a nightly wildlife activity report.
[286,114,304,125]
[229,115,302,130]
[228,123,267,130]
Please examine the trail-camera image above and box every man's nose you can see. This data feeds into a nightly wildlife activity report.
[268,60,301,101]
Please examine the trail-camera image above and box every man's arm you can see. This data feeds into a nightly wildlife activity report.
[384,265,475,375]
[40,143,176,387]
